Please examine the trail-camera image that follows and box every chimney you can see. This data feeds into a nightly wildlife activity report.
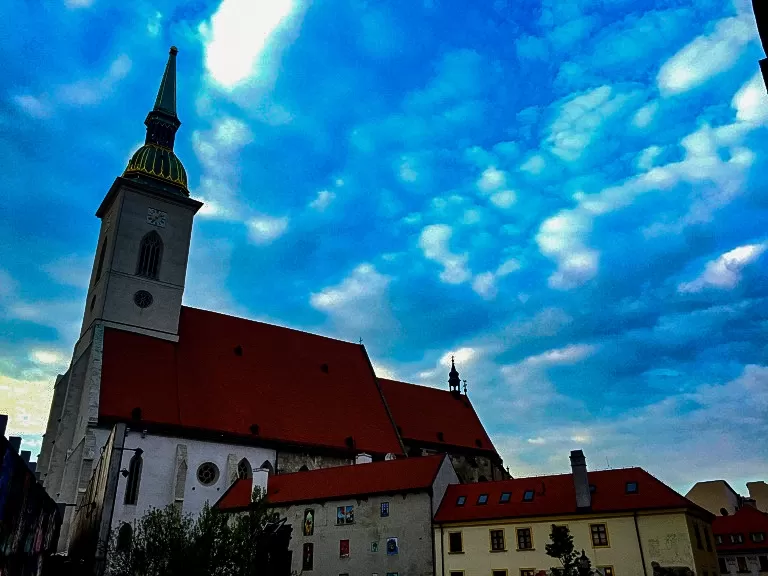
[0,414,7,437]
[355,453,372,464]
[8,436,21,453]
[570,450,591,510]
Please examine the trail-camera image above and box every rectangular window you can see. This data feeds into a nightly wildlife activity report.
[500,492,511,503]
[521,571,535,576]
[381,502,389,517]
[456,495,466,506]
[626,481,638,493]
[523,490,534,501]
[694,523,703,550]
[716,535,723,545]
[490,529,505,551]
[340,539,350,558]
[719,558,727,574]
[704,527,712,552]
[759,556,768,571]
[591,524,609,547]
[386,573,399,576]
[731,534,744,544]
[450,572,464,576]
[337,505,354,525]
[600,566,614,576]
[302,543,313,571]
[517,528,533,550]
[751,532,766,542]
[449,532,463,553]
[478,494,489,505]
[736,557,747,573]
[492,571,508,576]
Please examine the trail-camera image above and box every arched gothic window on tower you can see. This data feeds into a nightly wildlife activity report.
[136,231,163,279]
[260,460,274,475]
[94,238,108,284]
[124,452,143,505]
[237,458,252,480]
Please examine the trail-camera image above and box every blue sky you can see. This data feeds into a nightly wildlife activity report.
[1,0,767,495]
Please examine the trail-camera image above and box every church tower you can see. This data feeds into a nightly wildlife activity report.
[81,46,202,342]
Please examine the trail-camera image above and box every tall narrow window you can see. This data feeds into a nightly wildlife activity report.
[237,458,252,480]
[136,231,163,279]
[260,460,274,474]
[94,238,108,284]
[694,523,703,549]
[116,523,133,551]
[124,452,143,505]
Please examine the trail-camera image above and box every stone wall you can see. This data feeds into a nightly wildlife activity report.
[276,450,352,474]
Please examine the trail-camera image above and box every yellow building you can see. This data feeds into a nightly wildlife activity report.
[434,451,719,576]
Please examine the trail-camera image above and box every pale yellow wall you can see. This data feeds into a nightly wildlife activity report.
[685,482,740,516]
[435,511,718,576]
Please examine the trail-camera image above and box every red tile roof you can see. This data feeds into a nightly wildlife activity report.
[215,455,447,510]
[99,306,404,455]
[378,379,497,455]
[435,468,704,523]
[712,506,768,552]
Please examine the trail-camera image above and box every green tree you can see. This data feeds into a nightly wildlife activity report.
[545,524,595,576]
[107,487,287,576]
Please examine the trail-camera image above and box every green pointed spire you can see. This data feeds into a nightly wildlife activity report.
[153,46,178,116]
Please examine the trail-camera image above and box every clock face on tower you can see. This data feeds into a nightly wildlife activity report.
[146,207,167,228]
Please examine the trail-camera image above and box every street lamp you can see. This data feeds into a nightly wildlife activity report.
[754,0,768,91]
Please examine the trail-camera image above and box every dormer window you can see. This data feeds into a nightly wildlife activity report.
[523,490,534,502]
[477,494,488,505]
[499,492,511,503]
[626,482,638,494]
[456,496,466,506]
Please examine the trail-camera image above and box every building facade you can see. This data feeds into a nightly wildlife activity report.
[434,451,719,576]
[712,504,768,576]
[36,47,504,553]
[216,455,459,576]
[686,481,744,517]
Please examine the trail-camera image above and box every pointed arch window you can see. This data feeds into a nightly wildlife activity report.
[260,460,274,475]
[124,452,143,505]
[136,231,163,279]
[237,458,252,480]
[94,238,108,284]
[117,523,133,551]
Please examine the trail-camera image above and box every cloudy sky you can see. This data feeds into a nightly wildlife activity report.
[1,0,767,495]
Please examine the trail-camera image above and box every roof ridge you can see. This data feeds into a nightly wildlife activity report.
[181,305,364,347]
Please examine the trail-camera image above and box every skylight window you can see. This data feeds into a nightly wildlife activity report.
[456,496,466,506]
[590,485,596,493]
[626,482,638,494]
[477,494,489,505]
[523,490,534,502]
[500,492,511,503]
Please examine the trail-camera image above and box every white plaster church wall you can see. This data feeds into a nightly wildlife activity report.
[107,429,275,530]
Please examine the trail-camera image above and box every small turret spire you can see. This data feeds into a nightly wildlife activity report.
[448,355,461,394]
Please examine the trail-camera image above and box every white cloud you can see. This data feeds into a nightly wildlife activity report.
[536,211,598,289]
[632,101,659,129]
[30,350,68,367]
[547,85,639,162]
[520,154,546,175]
[462,209,482,225]
[12,95,52,119]
[309,264,393,336]
[733,73,768,124]
[636,145,663,171]
[472,272,497,299]
[147,11,163,36]
[247,216,289,244]
[418,224,471,284]
[200,0,296,89]
[57,54,132,106]
[44,254,92,289]
[678,243,767,293]
[398,157,419,182]
[193,117,253,220]
[0,373,55,437]
[477,166,507,193]
[65,0,93,7]
[496,258,521,276]
[657,16,756,95]
[309,189,336,211]
[490,190,517,209]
